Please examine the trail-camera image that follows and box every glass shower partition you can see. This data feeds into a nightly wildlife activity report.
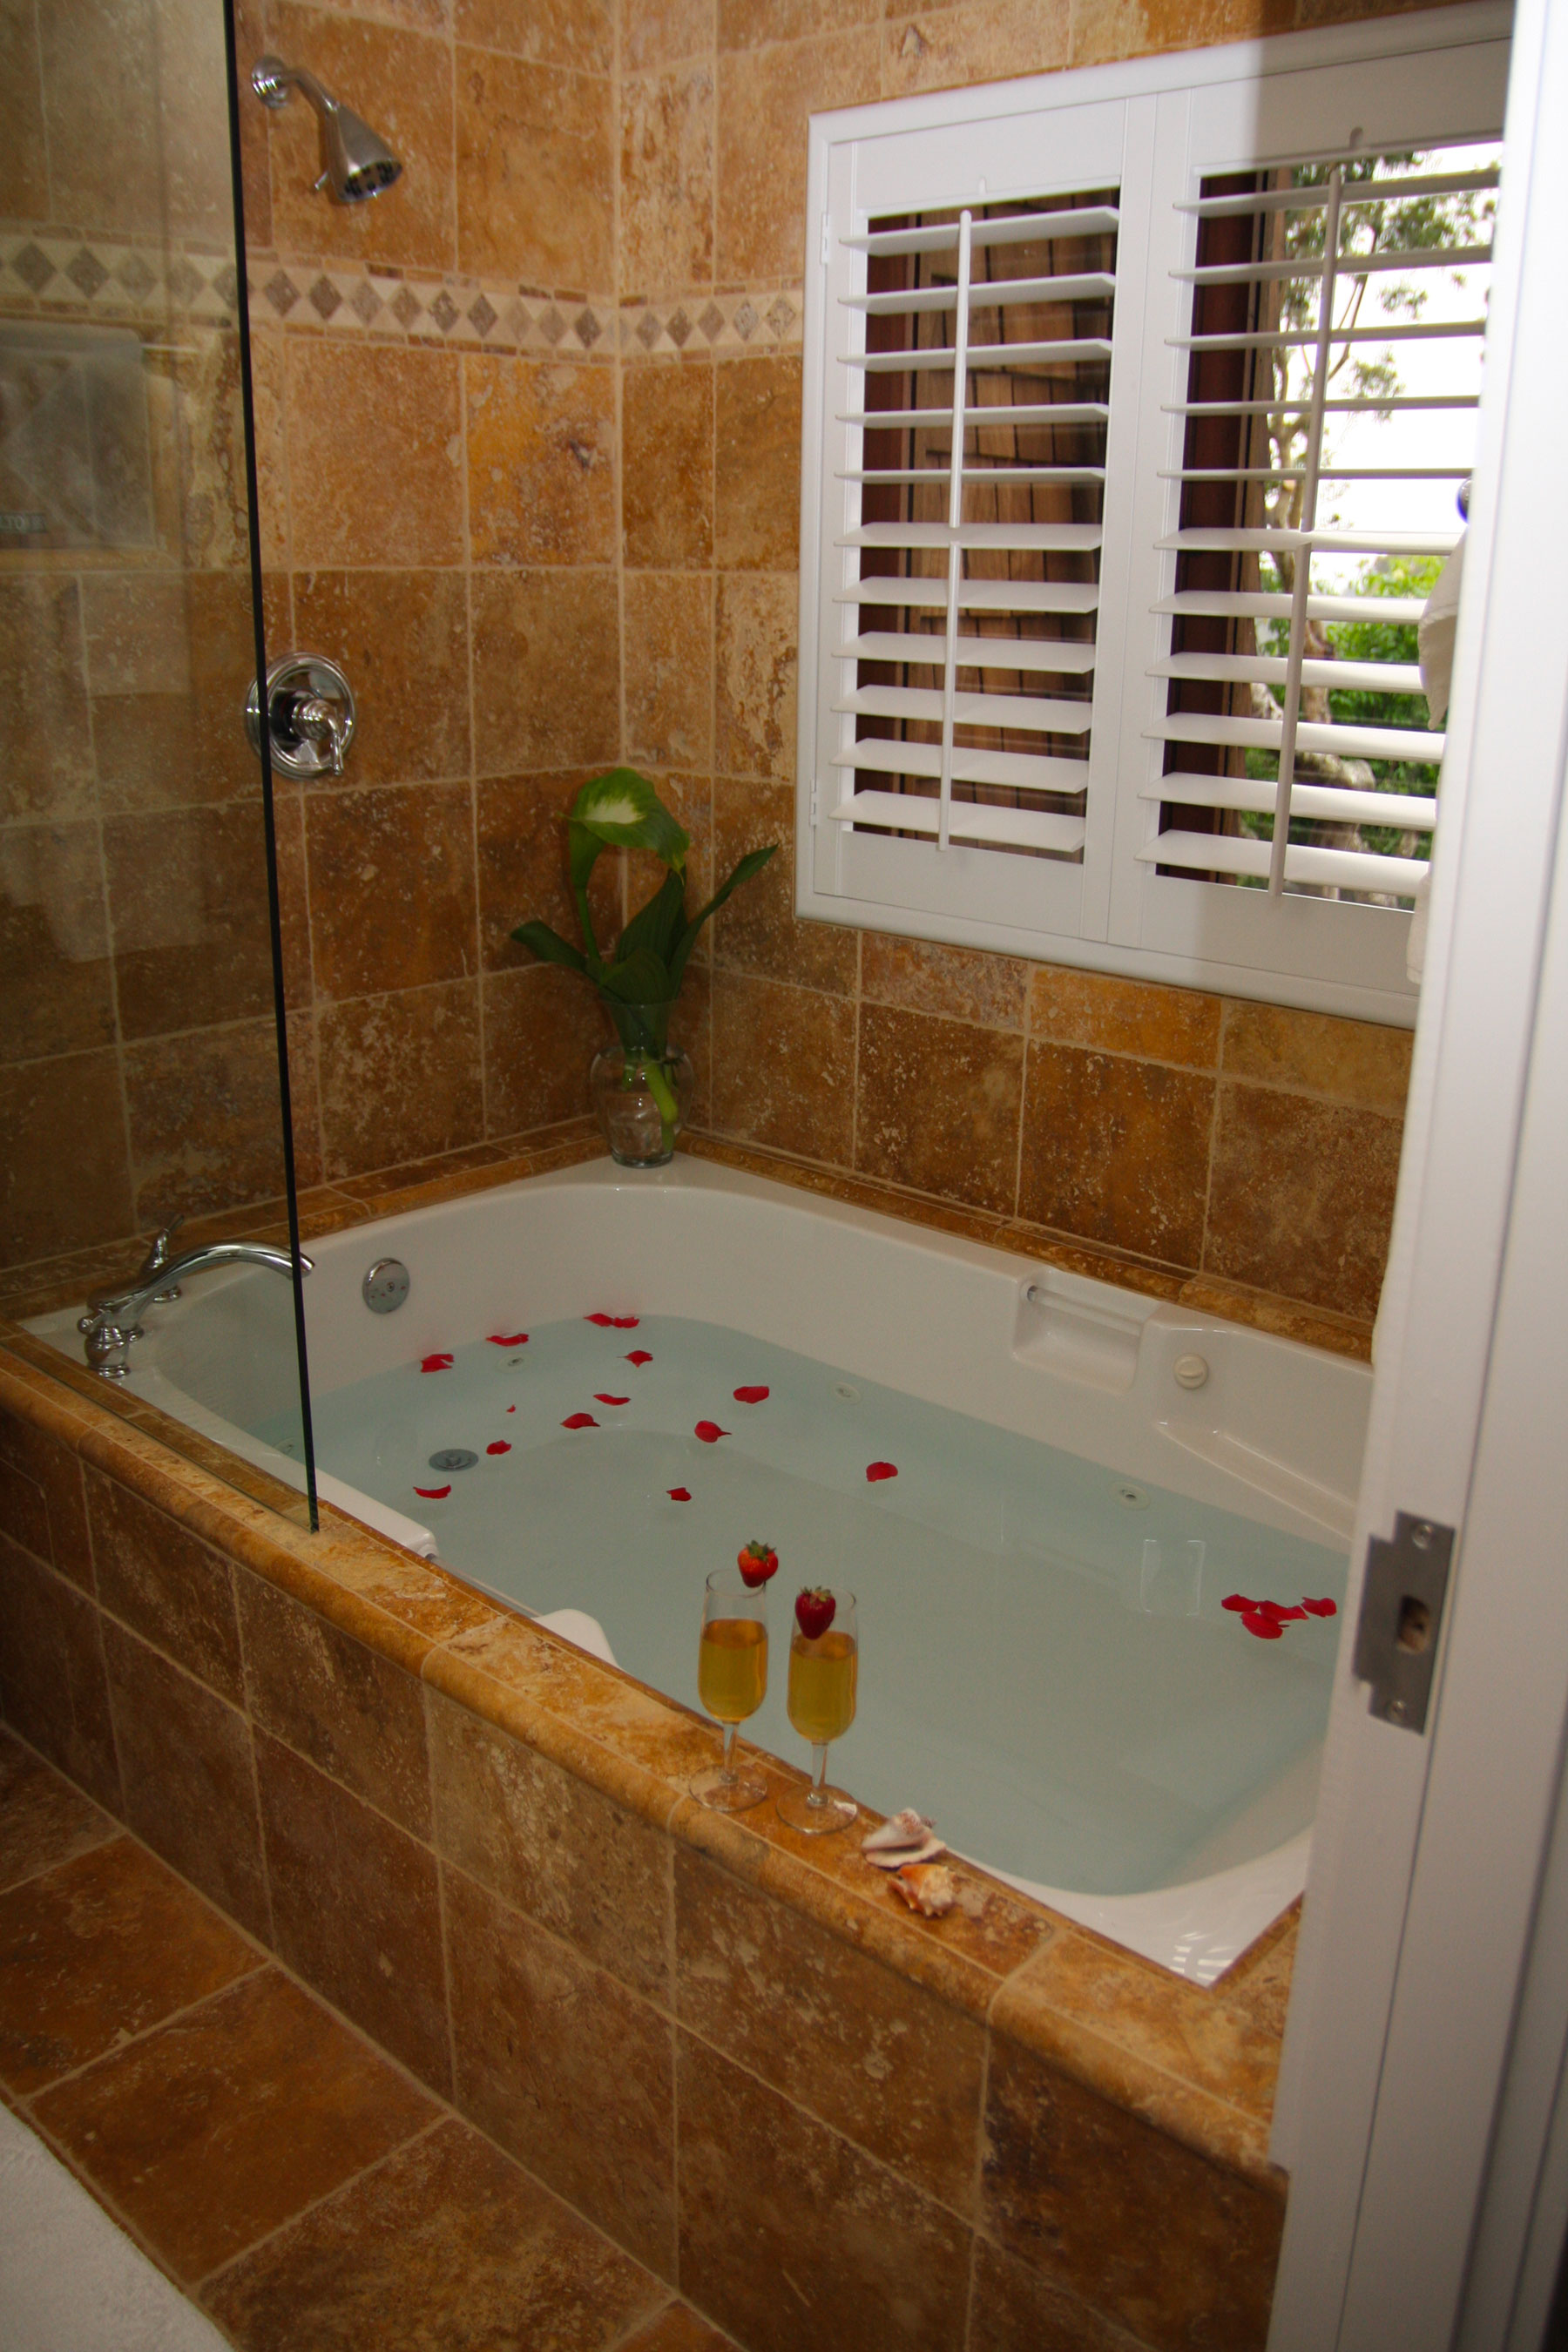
[0,0,317,1524]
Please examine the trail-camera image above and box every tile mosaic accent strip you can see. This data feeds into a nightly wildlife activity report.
[0,233,802,362]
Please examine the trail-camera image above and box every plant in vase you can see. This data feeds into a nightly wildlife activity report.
[511,769,776,1168]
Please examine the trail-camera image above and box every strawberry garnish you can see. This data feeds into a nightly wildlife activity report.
[795,1587,835,1640]
[738,1539,778,1589]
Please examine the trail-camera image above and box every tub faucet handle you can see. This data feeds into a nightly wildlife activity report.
[295,693,348,775]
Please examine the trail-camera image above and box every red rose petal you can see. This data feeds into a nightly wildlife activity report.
[506,1405,516,1413]
[487,1333,528,1346]
[733,1386,770,1404]
[667,1486,692,1502]
[694,1421,729,1443]
[1242,1611,1285,1639]
[866,1461,898,1483]
[486,1441,511,1456]
[414,1484,451,1500]
[625,1350,652,1367]
[1221,1594,1257,1613]
[562,1412,598,1429]
[594,1395,630,1406]
[1302,1597,1339,1618]
[612,1316,640,1329]
[420,1353,454,1373]
[1273,1605,1309,1622]
[585,1314,614,1327]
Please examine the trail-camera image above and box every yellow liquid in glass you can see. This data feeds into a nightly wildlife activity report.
[698,1618,767,1723]
[787,1628,858,1744]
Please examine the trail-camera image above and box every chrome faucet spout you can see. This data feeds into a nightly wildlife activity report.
[78,1241,312,1379]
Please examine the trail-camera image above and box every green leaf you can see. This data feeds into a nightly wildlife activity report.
[598,946,675,1004]
[509,920,588,975]
[668,844,778,990]
[570,769,690,870]
[615,867,688,970]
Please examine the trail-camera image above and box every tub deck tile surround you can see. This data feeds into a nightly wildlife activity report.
[0,1305,1298,2352]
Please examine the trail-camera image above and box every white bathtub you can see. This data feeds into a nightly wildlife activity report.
[32,1157,1369,1981]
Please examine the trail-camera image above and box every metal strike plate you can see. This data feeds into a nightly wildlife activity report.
[1351,1511,1455,1734]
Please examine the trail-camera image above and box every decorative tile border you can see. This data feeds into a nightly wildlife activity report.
[1,232,804,361]
[0,233,239,328]
[618,288,802,357]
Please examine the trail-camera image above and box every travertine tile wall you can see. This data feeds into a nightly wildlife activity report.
[4,0,1449,1320]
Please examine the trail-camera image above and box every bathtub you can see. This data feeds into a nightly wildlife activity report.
[30,1157,1369,1983]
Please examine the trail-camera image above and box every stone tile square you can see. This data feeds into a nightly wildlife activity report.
[445,1865,677,2277]
[673,1845,984,2213]
[0,1836,258,2095]
[676,2031,971,2352]
[0,1542,121,1813]
[255,1732,450,2098]
[0,1731,117,1894]
[238,1578,431,1841]
[85,1470,242,1702]
[202,2116,661,2349]
[33,1967,436,2282]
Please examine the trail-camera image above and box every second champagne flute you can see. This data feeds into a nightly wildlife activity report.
[777,1586,858,1834]
[693,1567,768,1811]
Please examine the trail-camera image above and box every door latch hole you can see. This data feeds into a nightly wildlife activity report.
[1396,1595,1433,1655]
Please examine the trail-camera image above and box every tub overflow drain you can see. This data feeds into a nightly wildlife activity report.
[429,1449,477,1474]
[362,1258,410,1313]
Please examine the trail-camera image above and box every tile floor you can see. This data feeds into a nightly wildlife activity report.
[0,1724,734,2352]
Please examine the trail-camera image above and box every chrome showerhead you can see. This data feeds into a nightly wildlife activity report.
[252,56,402,204]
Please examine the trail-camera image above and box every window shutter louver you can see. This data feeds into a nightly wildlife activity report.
[1147,152,1497,903]
[826,193,1122,867]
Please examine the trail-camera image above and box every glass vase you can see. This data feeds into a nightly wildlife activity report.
[590,999,693,1168]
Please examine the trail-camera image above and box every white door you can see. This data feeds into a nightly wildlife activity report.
[1267,0,1568,2341]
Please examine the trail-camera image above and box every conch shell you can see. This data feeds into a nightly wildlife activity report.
[862,1810,946,1870]
[890,1863,956,1917]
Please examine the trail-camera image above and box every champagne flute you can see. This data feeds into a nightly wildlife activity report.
[692,1568,768,1812]
[777,1588,857,1834]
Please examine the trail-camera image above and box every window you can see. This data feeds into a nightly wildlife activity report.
[796,5,1511,1023]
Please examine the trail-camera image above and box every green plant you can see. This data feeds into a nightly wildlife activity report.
[510,767,777,1141]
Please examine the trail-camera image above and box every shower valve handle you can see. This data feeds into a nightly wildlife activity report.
[244,652,357,781]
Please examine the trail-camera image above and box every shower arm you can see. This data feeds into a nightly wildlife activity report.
[253,57,344,189]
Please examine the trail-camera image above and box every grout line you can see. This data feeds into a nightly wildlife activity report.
[15,1954,273,2108]
[189,2112,451,2302]
[0,1815,125,1900]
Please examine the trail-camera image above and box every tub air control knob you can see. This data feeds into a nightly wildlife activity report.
[1173,1354,1209,1390]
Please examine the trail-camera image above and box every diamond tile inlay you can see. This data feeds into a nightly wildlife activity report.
[117,252,158,300]
[166,257,203,306]
[428,289,459,334]
[264,271,301,316]
[540,306,566,346]
[733,300,758,342]
[213,264,239,312]
[666,307,692,348]
[635,310,663,350]
[390,285,422,329]
[468,292,497,337]
[698,301,725,343]
[11,244,55,294]
[574,307,602,348]
[308,275,343,321]
[349,280,382,325]
[65,248,110,299]
[767,296,796,338]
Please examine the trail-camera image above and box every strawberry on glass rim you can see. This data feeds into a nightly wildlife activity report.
[737,1540,778,1589]
[794,1586,836,1640]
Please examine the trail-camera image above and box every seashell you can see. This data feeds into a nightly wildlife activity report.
[863,1835,947,1871]
[862,1808,935,1855]
[890,1863,956,1918]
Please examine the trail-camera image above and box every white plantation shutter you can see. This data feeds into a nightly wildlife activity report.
[1144,157,1496,902]
[797,7,1511,1022]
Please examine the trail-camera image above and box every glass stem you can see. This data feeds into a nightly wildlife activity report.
[808,1741,828,1806]
[720,1721,737,1786]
